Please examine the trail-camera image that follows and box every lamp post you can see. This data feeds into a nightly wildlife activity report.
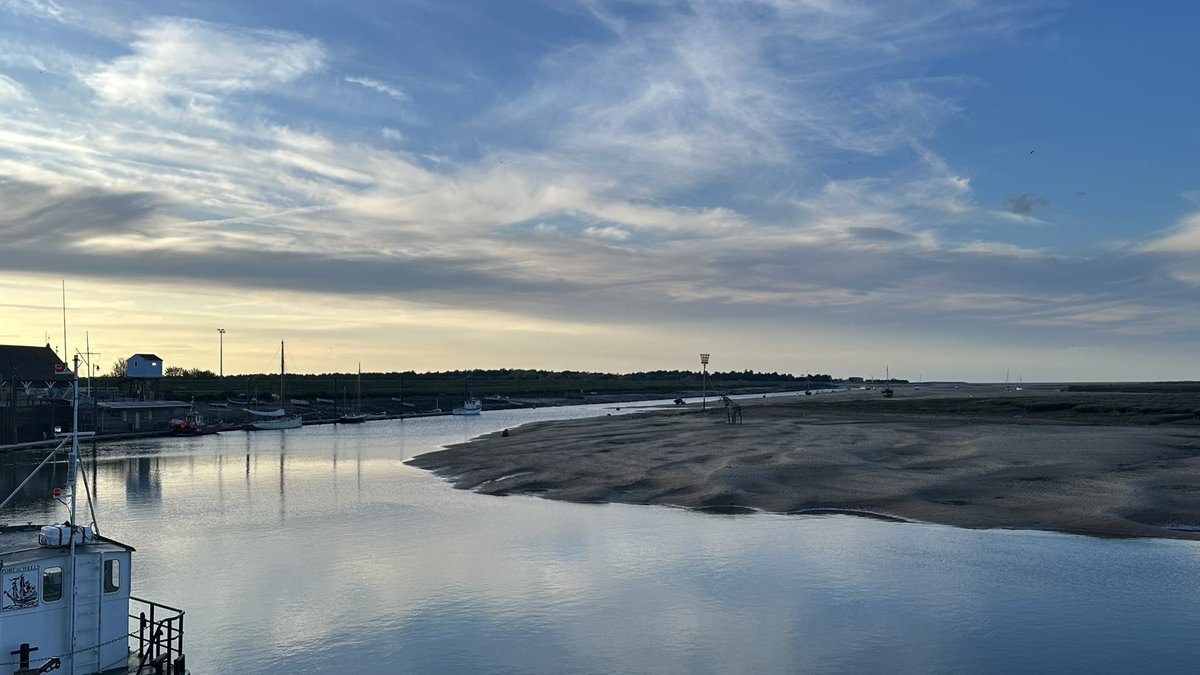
[217,328,226,378]
[700,353,710,411]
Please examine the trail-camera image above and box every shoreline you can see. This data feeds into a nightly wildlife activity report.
[408,387,1200,541]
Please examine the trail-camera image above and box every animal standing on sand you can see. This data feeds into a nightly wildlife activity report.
[720,395,743,424]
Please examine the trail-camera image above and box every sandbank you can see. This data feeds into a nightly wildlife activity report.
[407,384,1200,540]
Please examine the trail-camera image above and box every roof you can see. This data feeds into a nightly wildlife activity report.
[0,344,71,382]
[98,401,190,410]
[130,353,163,361]
[0,523,134,560]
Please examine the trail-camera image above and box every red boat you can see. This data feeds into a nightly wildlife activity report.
[169,409,220,435]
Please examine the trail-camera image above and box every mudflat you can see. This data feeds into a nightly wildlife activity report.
[407,384,1200,540]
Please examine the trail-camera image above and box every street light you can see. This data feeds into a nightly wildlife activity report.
[700,353,710,411]
[217,329,226,378]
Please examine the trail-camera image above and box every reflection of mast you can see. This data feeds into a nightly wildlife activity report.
[278,438,286,522]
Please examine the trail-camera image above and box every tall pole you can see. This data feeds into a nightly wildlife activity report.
[700,353,710,411]
[67,354,79,674]
[61,280,68,361]
[218,328,226,378]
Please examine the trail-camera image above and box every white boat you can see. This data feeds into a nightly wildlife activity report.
[338,364,368,424]
[0,356,188,673]
[245,416,303,430]
[245,407,285,418]
[245,340,303,431]
[452,397,483,415]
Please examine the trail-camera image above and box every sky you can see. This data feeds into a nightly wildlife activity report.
[1,0,1199,381]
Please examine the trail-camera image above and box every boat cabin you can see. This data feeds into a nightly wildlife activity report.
[0,524,184,674]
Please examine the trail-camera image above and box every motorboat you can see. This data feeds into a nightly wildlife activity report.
[168,409,218,435]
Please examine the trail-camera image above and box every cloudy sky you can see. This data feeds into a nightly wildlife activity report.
[1,0,1197,381]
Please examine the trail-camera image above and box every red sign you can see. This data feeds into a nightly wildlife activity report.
[54,363,66,374]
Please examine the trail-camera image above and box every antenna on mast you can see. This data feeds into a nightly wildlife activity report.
[62,280,68,362]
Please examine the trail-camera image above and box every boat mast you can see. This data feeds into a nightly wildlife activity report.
[67,353,80,673]
[280,340,285,405]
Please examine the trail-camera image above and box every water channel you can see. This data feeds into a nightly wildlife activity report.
[4,399,1200,673]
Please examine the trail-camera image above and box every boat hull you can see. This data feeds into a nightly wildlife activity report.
[245,416,303,430]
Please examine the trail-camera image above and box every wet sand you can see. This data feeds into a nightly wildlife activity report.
[408,384,1200,540]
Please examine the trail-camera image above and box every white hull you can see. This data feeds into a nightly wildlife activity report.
[452,398,483,415]
[246,416,303,430]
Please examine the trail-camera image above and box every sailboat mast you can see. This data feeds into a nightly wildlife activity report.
[280,340,286,404]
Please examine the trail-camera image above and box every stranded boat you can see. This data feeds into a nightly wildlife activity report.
[452,397,483,415]
[0,356,187,674]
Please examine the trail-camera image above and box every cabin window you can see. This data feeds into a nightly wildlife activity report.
[43,566,63,602]
[103,559,120,593]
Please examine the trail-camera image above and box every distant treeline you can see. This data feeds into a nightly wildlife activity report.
[164,367,836,382]
[145,368,840,402]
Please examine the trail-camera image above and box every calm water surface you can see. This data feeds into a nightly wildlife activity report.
[5,399,1200,674]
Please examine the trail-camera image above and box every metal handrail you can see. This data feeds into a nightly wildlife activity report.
[129,596,186,674]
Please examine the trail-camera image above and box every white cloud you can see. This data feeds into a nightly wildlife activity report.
[583,225,630,241]
[1141,212,1200,253]
[0,74,29,101]
[345,76,408,101]
[84,18,325,113]
[1,0,65,22]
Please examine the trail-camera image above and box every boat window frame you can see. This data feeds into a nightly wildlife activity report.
[103,558,120,594]
[43,565,64,602]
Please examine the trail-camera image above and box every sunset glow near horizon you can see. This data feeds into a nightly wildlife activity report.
[2,2,1199,381]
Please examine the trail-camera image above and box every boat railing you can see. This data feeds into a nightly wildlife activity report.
[129,595,186,674]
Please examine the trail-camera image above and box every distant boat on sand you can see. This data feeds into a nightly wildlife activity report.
[453,397,482,415]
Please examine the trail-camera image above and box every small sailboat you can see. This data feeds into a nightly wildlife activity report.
[881,366,895,398]
[0,356,188,673]
[246,341,303,430]
[338,364,368,424]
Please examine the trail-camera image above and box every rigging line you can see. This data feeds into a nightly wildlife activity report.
[0,442,65,512]
[79,448,99,535]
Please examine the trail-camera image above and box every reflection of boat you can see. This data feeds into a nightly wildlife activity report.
[452,397,483,415]
[0,356,188,673]
[246,340,303,431]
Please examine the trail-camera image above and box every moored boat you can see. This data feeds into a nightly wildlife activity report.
[452,397,483,415]
[168,408,218,435]
[245,416,303,430]
[0,356,188,673]
[337,363,368,423]
[244,341,303,431]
